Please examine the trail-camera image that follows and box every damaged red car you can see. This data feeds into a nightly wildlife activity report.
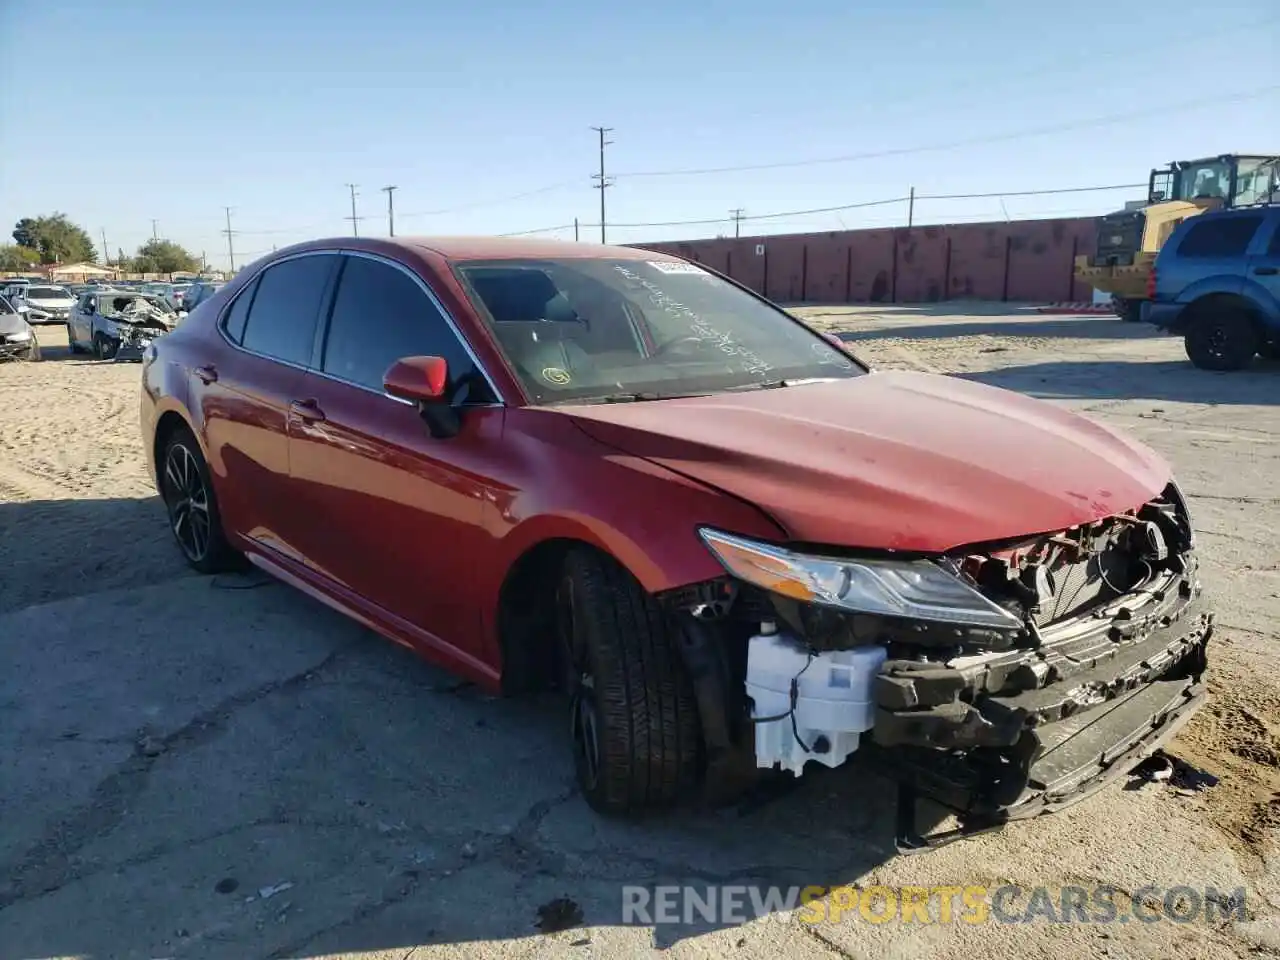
[140,238,1212,849]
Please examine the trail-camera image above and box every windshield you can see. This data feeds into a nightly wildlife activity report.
[1175,161,1232,201]
[26,286,69,299]
[0,295,14,316]
[455,257,864,404]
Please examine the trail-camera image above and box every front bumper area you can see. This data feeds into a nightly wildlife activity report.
[867,572,1211,850]
[0,336,37,360]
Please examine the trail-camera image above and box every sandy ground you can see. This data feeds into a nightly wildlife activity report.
[1,310,1278,959]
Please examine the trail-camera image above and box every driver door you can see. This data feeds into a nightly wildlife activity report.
[286,252,506,663]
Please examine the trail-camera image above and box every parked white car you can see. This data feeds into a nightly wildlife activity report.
[15,284,76,324]
[68,290,179,360]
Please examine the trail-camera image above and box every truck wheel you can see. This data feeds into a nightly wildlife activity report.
[556,548,702,813]
[1117,298,1143,323]
[1184,309,1260,371]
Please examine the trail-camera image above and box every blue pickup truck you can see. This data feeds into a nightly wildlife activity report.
[1144,205,1280,370]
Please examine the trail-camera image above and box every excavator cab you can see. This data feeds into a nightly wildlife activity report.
[1075,154,1278,320]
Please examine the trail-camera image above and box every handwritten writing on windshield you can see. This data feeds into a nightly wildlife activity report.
[613,265,774,376]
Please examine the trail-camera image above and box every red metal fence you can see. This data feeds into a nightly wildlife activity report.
[636,216,1099,304]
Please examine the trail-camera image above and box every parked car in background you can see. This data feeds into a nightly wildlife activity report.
[2,279,32,301]
[169,282,193,310]
[16,284,77,324]
[69,289,178,360]
[139,237,1211,848]
[1145,204,1280,370]
[180,280,224,312]
[0,293,39,361]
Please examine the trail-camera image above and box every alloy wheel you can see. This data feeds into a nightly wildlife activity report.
[557,576,602,791]
[162,443,212,563]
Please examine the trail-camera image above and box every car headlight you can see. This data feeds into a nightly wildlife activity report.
[698,528,1023,629]
[7,329,32,341]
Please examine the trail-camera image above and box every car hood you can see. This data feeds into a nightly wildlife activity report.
[557,371,1170,553]
[0,312,30,336]
[26,297,74,308]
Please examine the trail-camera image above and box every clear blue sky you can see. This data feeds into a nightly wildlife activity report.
[1,0,1276,271]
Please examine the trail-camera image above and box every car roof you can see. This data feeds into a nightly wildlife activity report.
[270,235,682,264]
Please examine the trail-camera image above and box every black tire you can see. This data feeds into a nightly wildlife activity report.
[159,427,240,573]
[556,548,702,814]
[1184,308,1260,371]
[1116,297,1143,323]
[66,323,84,354]
[93,332,116,361]
[25,341,40,362]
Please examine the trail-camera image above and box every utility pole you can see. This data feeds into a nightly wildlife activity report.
[381,185,398,237]
[590,126,613,244]
[151,219,159,241]
[345,183,362,237]
[574,217,579,242]
[100,228,110,266]
[201,250,207,270]
[222,207,237,273]
[730,208,745,238]
[907,186,915,228]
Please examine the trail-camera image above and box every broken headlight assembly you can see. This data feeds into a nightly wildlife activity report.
[697,527,1022,629]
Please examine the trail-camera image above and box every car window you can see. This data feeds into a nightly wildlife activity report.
[239,255,334,365]
[1177,216,1264,258]
[455,257,862,404]
[321,255,487,399]
[221,279,258,344]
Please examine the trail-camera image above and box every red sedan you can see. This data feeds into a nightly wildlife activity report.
[140,237,1211,848]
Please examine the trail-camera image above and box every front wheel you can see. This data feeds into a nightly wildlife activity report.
[159,428,240,573]
[25,341,41,362]
[1184,309,1259,371]
[93,332,117,361]
[556,549,702,814]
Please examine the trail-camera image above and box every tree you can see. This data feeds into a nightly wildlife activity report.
[0,244,41,272]
[10,214,97,264]
[132,239,200,274]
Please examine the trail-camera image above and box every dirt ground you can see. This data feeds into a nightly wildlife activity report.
[1,308,1278,959]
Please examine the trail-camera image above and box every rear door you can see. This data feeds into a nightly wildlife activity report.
[1247,214,1280,328]
[1171,211,1266,302]
[196,252,339,562]
[286,251,506,663]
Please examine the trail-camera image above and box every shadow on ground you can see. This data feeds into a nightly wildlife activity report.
[961,358,1280,406]
[831,316,1154,343]
[0,497,941,958]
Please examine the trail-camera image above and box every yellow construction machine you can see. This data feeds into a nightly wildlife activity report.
[1074,154,1279,321]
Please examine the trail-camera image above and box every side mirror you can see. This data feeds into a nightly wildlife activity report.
[383,355,459,439]
[383,355,449,403]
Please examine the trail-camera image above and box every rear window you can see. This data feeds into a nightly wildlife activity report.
[1177,216,1264,257]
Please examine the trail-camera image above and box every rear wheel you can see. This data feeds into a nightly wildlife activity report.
[1112,296,1143,323]
[159,428,240,573]
[556,548,702,813]
[1184,307,1260,371]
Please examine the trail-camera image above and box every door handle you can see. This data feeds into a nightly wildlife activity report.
[194,364,218,384]
[1254,266,1278,276]
[289,399,326,423]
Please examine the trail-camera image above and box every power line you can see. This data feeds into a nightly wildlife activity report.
[396,180,582,220]
[499,179,1146,236]
[591,125,614,244]
[612,87,1280,178]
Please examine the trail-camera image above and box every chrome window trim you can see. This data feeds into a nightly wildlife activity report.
[214,249,340,373]
[335,249,506,405]
[214,248,506,406]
